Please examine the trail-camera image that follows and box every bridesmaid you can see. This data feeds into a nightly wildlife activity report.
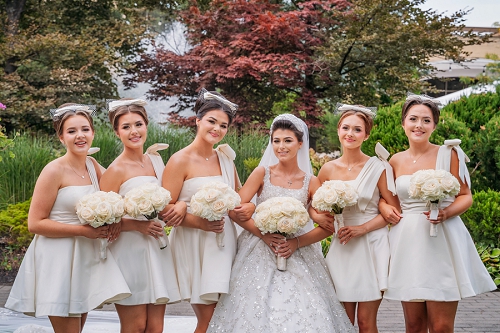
[313,104,400,332]
[162,89,247,333]
[5,104,130,333]
[381,94,496,333]
[100,98,181,333]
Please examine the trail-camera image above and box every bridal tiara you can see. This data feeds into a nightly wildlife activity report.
[270,113,308,135]
[49,104,96,120]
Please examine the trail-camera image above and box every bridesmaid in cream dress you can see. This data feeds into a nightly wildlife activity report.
[380,94,496,333]
[5,104,131,333]
[100,98,181,333]
[162,89,253,333]
[313,104,400,333]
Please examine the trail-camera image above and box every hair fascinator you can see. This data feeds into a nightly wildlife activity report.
[197,88,238,117]
[405,92,443,109]
[50,104,96,120]
[334,103,377,118]
[107,98,148,113]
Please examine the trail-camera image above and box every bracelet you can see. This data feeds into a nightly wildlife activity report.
[296,236,300,249]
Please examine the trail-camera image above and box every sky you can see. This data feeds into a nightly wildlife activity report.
[420,0,499,27]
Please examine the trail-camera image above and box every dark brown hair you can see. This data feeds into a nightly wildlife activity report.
[53,103,94,136]
[337,109,374,135]
[109,98,149,131]
[401,99,440,124]
[271,119,304,142]
[194,91,235,125]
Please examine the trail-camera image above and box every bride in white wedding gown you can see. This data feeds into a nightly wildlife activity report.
[208,114,354,333]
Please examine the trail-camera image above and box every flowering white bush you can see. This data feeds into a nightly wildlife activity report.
[254,196,309,235]
[190,181,241,221]
[124,182,172,219]
[408,169,460,202]
[76,191,124,227]
[311,180,358,214]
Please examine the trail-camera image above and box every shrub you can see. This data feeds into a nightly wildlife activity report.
[0,199,32,249]
[462,190,500,248]
[476,244,500,287]
[243,157,261,176]
[0,134,60,208]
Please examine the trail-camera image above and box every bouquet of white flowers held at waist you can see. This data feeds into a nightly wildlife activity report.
[408,169,460,237]
[254,196,309,271]
[190,181,241,248]
[76,191,125,259]
[124,182,172,249]
[311,180,358,236]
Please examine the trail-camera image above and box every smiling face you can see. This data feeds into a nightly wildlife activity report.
[59,115,94,153]
[402,104,436,143]
[337,114,369,149]
[115,112,148,148]
[195,109,229,145]
[272,129,302,162]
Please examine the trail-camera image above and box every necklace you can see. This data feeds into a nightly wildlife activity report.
[68,163,86,179]
[409,150,427,164]
[133,157,145,168]
[346,161,363,172]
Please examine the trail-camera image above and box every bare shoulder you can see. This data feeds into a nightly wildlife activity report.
[101,157,127,185]
[165,147,190,167]
[389,151,405,167]
[317,159,340,180]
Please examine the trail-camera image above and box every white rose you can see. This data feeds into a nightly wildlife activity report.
[421,178,442,201]
[270,204,283,218]
[203,189,221,203]
[323,190,339,206]
[281,201,296,217]
[441,175,460,196]
[137,199,155,216]
[112,201,124,219]
[84,195,101,210]
[277,217,296,234]
[141,182,158,195]
[151,195,167,211]
[124,200,139,218]
[78,206,96,224]
[95,201,113,223]
[190,201,204,216]
[209,199,227,220]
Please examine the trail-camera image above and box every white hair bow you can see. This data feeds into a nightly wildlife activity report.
[334,103,377,118]
[108,99,148,112]
[49,104,96,119]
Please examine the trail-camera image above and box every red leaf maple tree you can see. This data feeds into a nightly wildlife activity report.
[125,0,350,128]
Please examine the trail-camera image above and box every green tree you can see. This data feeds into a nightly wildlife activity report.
[0,0,185,133]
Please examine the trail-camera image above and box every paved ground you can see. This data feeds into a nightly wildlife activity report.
[1,284,499,332]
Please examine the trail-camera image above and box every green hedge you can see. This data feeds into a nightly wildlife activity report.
[463,190,500,248]
[0,199,32,250]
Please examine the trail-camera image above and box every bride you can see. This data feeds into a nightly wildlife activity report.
[207,114,354,332]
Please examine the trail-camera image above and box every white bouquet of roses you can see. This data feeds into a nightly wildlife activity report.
[254,197,309,271]
[190,181,241,248]
[408,169,460,237]
[76,191,124,259]
[124,182,172,249]
[311,180,358,236]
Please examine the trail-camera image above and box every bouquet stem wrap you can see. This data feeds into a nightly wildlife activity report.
[155,218,169,249]
[277,255,287,271]
[334,213,345,237]
[216,231,225,248]
[99,238,108,259]
[429,201,439,237]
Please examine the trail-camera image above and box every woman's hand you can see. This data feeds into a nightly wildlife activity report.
[107,222,121,242]
[162,201,187,227]
[379,202,402,225]
[261,233,286,252]
[337,225,367,245]
[231,203,255,222]
[310,208,335,233]
[424,209,448,224]
[137,220,165,239]
[82,224,109,239]
[199,218,225,233]
[275,237,300,259]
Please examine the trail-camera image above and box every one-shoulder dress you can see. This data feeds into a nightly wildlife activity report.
[207,167,355,333]
[168,144,239,304]
[108,147,181,305]
[5,158,131,317]
[385,141,497,301]
[326,156,395,302]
